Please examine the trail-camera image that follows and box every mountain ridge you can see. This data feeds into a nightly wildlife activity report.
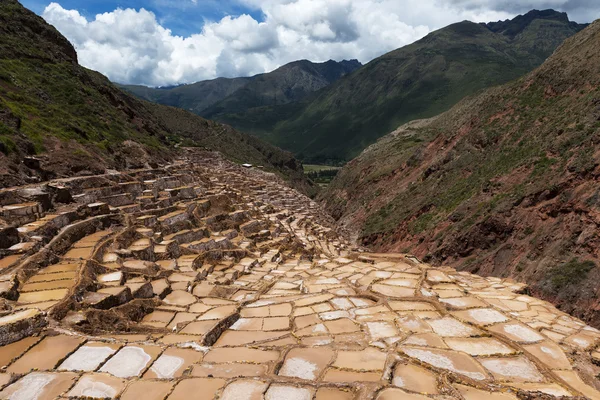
[257,9,588,163]
[120,59,362,116]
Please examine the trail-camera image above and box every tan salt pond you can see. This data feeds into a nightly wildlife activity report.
[265,385,315,400]
[279,347,334,380]
[371,283,414,298]
[8,335,85,374]
[21,279,72,292]
[63,246,94,260]
[220,380,268,400]
[487,322,545,343]
[393,363,439,394]
[427,317,481,337]
[376,388,430,400]
[453,308,509,325]
[315,387,355,400]
[167,378,226,400]
[204,347,280,363]
[522,341,572,369]
[445,337,515,356]
[479,357,544,383]
[143,347,203,379]
[120,380,174,400]
[0,372,78,400]
[454,383,518,400]
[401,346,488,381]
[403,333,448,348]
[214,330,290,346]
[323,369,382,383]
[163,290,197,306]
[67,373,126,399]
[0,336,40,367]
[17,288,69,303]
[99,345,161,378]
[58,342,120,371]
[180,320,216,335]
[27,271,76,283]
[191,362,268,378]
[333,347,387,371]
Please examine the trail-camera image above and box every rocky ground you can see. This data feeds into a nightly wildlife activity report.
[0,152,599,399]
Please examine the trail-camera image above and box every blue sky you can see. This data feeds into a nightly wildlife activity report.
[22,0,264,36]
[29,0,600,87]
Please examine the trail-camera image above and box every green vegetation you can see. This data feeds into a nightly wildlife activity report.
[258,13,585,163]
[0,59,166,152]
[0,0,311,192]
[548,258,596,291]
[303,164,342,173]
[122,59,362,128]
[303,165,340,188]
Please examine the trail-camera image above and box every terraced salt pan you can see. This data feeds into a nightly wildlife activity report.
[480,357,544,382]
[221,380,268,400]
[2,158,600,399]
[67,374,125,399]
[454,384,518,400]
[445,338,514,356]
[428,317,479,337]
[402,347,487,381]
[404,333,447,348]
[522,341,571,369]
[265,385,314,400]
[393,363,439,394]
[510,383,572,397]
[455,308,509,325]
[440,297,487,309]
[149,354,184,379]
[99,346,154,378]
[333,348,387,371]
[281,347,334,380]
[0,372,59,400]
[365,321,398,339]
[279,357,319,379]
[319,310,350,320]
[489,322,544,343]
[59,343,118,371]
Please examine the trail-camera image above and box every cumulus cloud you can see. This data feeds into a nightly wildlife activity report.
[41,0,598,86]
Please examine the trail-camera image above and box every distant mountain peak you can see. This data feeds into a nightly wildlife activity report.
[122,59,362,117]
[483,9,587,38]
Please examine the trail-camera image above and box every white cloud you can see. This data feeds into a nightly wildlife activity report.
[41,0,594,86]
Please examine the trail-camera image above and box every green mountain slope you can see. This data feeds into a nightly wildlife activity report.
[262,10,587,163]
[120,59,361,118]
[119,77,253,116]
[0,0,310,193]
[321,19,600,325]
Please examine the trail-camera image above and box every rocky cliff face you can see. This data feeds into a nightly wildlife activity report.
[321,19,600,327]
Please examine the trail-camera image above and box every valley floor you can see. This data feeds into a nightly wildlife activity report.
[0,154,599,399]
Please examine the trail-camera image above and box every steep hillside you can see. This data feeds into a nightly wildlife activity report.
[120,77,252,116]
[322,19,600,326]
[121,59,362,123]
[0,0,310,192]
[262,10,587,163]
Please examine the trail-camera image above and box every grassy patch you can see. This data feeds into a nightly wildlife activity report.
[548,258,596,291]
[409,211,439,235]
